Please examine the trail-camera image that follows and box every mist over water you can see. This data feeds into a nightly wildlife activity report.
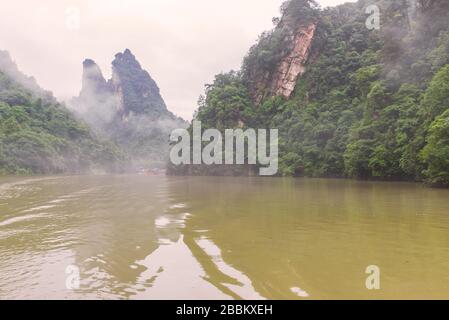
[1,175,449,299]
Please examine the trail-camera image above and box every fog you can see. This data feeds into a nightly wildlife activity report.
[0,0,355,121]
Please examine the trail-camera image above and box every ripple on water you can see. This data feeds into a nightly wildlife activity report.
[22,205,56,213]
[0,212,49,228]
[0,177,61,200]
[155,212,192,229]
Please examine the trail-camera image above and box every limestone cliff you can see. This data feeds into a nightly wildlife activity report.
[272,22,316,98]
[244,16,317,104]
[71,49,186,168]
[80,59,111,98]
[111,49,169,120]
[74,49,172,121]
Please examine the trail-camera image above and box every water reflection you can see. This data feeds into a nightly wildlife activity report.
[1,175,449,299]
[167,177,449,300]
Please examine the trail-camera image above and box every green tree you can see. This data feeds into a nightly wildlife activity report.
[420,109,449,187]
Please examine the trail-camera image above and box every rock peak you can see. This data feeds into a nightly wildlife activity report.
[83,58,97,68]
[74,50,178,121]
[114,49,137,63]
[81,58,109,96]
[71,50,186,168]
[111,49,168,115]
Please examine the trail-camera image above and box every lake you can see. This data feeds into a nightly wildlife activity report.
[1,175,449,299]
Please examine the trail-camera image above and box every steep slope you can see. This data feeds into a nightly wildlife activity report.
[0,51,55,103]
[171,0,449,187]
[243,1,319,103]
[0,50,124,174]
[111,49,169,118]
[71,49,187,170]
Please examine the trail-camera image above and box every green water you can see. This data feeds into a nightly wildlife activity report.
[1,175,449,299]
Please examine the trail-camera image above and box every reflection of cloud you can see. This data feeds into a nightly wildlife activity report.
[291,286,309,298]
[132,204,265,300]
[195,236,265,300]
[154,216,171,228]
[132,235,230,300]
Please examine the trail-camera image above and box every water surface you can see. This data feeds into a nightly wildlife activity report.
[1,175,449,299]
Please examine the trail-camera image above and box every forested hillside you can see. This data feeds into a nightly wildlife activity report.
[0,51,124,174]
[174,0,449,187]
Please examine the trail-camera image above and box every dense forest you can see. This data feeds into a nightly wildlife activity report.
[172,0,449,187]
[0,51,124,174]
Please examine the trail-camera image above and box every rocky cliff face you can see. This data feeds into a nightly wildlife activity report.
[75,49,172,121]
[246,17,317,104]
[71,49,186,169]
[111,49,168,119]
[76,59,116,120]
[81,59,111,98]
[272,22,316,98]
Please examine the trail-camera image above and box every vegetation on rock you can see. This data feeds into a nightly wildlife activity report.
[173,0,449,187]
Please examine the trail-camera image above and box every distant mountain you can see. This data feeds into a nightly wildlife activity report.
[71,49,187,170]
[0,50,124,174]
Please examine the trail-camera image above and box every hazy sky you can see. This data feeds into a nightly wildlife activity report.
[0,0,355,120]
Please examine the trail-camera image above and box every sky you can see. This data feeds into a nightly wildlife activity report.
[0,0,356,120]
